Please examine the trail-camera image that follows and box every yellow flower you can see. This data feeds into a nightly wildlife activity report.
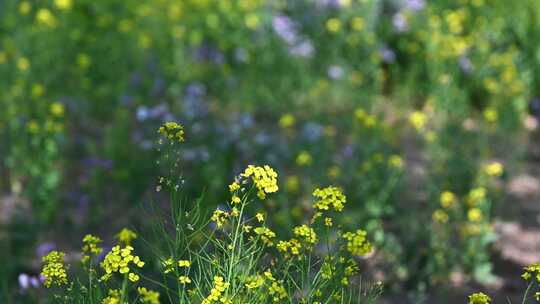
[254,226,276,246]
[241,165,279,199]
[17,57,30,71]
[19,1,32,15]
[483,108,498,123]
[326,18,342,33]
[36,9,57,27]
[245,14,260,29]
[54,0,72,10]
[285,175,300,193]
[137,287,160,304]
[245,275,265,289]
[158,122,185,143]
[179,276,191,284]
[41,251,68,287]
[467,187,486,206]
[279,113,295,128]
[312,186,346,212]
[409,111,427,131]
[388,155,404,169]
[201,276,230,304]
[211,209,229,228]
[102,289,121,304]
[293,225,318,245]
[351,17,365,31]
[468,292,491,304]
[178,260,191,267]
[228,182,240,192]
[116,228,137,245]
[467,208,483,222]
[296,151,312,166]
[440,191,456,208]
[342,230,372,256]
[50,102,65,117]
[432,209,449,223]
[484,162,503,177]
[100,245,144,282]
[324,217,333,227]
[82,234,103,262]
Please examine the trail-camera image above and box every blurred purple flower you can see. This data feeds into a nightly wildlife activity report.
[459,56,474,74]
[392,12,408,32]
[289,40,314,58]
[36,242,55,258]
[272,15,298,44]
[302,122,324,142]
[235,48,249,63]
[328,65,344,80]
[404,0,425,12]
[381,46,396,64]
[195,44,224,65]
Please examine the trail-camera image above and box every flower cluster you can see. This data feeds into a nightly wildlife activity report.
[253,226,276,246]
[101,289,121,304]
[82,234,103,263]
[263,271,287,302]
[211,209,229,228]
[241,165,279,199]
[201,276,230,304]
[312,186,346,212]
[41,251,68,287]
[342,230,372,257]
[158,122,185,143]
[100,245,145,282]
[116,228,137,245]
[137,287,160,304]
[522,263,540,282]
[468,292,491,304]
[293,225,317,245]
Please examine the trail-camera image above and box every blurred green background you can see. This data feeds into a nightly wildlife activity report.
[2,0,540,302]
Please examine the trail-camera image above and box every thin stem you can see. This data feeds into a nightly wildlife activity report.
[120,274,128,304]
[522,281,534,304]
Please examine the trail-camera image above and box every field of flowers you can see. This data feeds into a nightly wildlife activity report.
[2,0,540,303]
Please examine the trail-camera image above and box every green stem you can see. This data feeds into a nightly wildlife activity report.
[120,274,128,304]
[522,281,534,304]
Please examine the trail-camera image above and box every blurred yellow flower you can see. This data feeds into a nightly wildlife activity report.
[54,0,72,10]
[432,209,449,223]
[351,17,365,31]
[36,9,57,27]
[285,175,300,193]
[245,14,260,29]
[17,57,30,71]
[440,191,456,208]
[484,162,503,177]
[296,151,312,166]
[19,1,32,15]
[326,18,342,33]
[467,208,483,222]
[409,111,427,131]
[388,155,404,169]
[279,113,295,128]
[483,108,498,123]
[50,102,65,117]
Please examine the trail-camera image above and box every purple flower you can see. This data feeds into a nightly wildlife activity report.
[289,40,314,58]
[459,56,474,74]
[392,12,408,32]
[381,46,396,64]
[272,15,298,44]
[36,242,56,258]
[302,122,324,142]
[404,0,425,12]
[328,65,344,80]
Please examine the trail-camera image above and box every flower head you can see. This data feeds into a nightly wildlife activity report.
[41,251,68,287]
[468,292,491,304]
[116,228,137,245]
[342,230,372,257]
[312,186,346,212]
[100,245,144,282]
[241,165,279,199]
[158,122,185,143]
